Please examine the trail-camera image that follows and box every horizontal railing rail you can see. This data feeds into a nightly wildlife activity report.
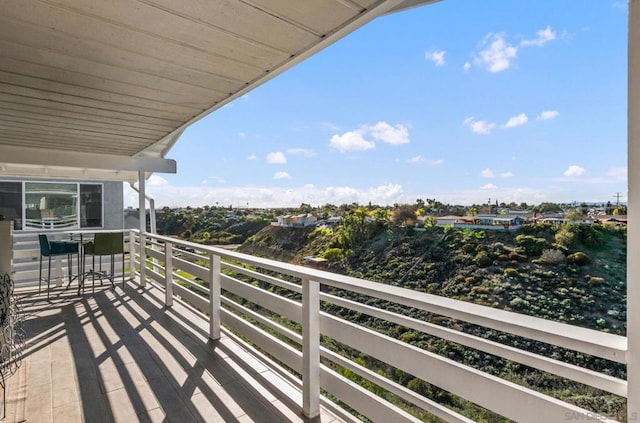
[128,230,626,423]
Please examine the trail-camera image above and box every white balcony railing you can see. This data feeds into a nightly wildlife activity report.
[125,230,628,423]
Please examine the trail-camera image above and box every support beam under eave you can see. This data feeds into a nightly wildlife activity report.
[628,1,639,420]
[0,144,176,174]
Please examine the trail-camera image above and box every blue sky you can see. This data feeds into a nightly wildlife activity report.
[125,0,629,209]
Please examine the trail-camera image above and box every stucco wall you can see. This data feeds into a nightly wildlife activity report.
[103,181,124,229]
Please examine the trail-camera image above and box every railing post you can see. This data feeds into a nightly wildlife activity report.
[139,233,146,288]
[209,254,221,341]
[128,230,135,281]
[628,1,640,420]
[302,277,320,420]
[165,242,173,307]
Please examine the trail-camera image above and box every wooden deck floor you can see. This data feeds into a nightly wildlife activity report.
[2,282,349,423]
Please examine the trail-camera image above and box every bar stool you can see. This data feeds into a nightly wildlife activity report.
[82,232,125,293]
[38,234,80,300]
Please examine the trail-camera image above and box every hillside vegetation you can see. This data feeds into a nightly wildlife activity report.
[240,222,626,333]
[238,220,627,420]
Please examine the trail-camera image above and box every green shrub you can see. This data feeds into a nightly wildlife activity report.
[322,247,345,261]
[540,249,566,264]
[554,225,576,248]
[455,254,471,263]
[508,251,527,262]
[510,296,530,309]
[504,268,519,278]
[515,234,549,256]
[400,332,417,343]
[474,251,492,267]
[588,276,605,286]
[462,243,475,253]
[567,251,590,265]
[576,225,605,249]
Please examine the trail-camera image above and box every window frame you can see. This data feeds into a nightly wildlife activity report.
[0,180,104,231]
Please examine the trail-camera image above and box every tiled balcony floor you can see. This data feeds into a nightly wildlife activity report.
[2,281,348,423]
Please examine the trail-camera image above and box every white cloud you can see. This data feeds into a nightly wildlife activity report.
[266,152,287,164]
[463,117,496,135]
[520,26,556,47]
[123,181,620,210]
[481,168,495,178]
[329,131,375,152]
[474,33,517,73]
[538,110,559,120]
[124,182,409,209]
[472,27,557,73]
[500,172,514,178]
[564,165,587,177]
[367,122,410,145]
[425,49,446,66]
[287,148,316,157]
[147,175,169,186]
[322,122,340,131]
[463,62,471,71]
[503,113,528,128]
[471,120,495,135]
[407,156,444,165]
[274,171,291,180]
[330,121,409,152]
[247,154,258,160]
[201,176,226,185]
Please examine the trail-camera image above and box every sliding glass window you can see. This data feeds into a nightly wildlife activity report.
[0,181,103,230]
[0,182,22,230]
[25,182,78,230]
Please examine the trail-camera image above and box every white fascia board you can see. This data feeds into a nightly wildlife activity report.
[385,0,441,15]
[0,144,176,174]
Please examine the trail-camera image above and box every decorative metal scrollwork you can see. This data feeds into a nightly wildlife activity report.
[0,273,25,418]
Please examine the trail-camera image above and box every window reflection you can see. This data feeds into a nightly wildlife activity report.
[25,182,78,229]
[80,184,102,228]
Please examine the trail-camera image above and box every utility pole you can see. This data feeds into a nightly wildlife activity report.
[613,192,623,208]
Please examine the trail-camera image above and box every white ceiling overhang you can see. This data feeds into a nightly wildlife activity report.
[0,0,439,182]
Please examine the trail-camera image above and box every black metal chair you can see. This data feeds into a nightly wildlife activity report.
[38,234,79,300]
[82,232,125,294]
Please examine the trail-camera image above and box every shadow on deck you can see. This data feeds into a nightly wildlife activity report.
[2,281,348,423]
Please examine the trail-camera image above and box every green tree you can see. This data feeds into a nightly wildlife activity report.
[392,205,417,226]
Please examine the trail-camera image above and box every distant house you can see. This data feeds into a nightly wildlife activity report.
[434,215,470,226]
[539,216,597,225]
[326,216,342,225]
[277,214,293,227]
[294,213,317,227]
[593,215,627,225]
[277,213,317,227]
[316,216,342,228]
[432,214,528,231]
